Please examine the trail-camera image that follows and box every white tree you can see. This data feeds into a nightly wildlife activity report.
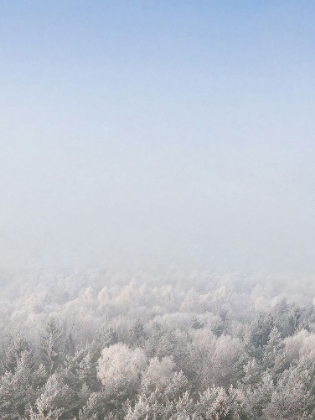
[284,329,315,363]
[263,362,314,420]
[28,374,71,420]
[141,356,175,394]
[97,343,147,391]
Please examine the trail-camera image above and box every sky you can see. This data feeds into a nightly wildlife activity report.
[1,1,315,274]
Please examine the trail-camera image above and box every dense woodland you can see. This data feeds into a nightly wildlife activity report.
[1,268,315,419]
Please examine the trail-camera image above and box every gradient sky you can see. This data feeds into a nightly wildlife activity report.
[1,1,315,273]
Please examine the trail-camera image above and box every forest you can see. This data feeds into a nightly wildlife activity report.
[1,268,315,419]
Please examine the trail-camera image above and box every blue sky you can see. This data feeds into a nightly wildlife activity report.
[1,1,315,272]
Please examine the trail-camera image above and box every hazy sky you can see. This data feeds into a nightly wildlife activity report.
[1,1,315,273]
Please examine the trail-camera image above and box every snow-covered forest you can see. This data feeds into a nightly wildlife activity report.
[2,268,315,419]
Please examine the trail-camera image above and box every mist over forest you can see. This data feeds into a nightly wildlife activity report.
[2,1,315,419]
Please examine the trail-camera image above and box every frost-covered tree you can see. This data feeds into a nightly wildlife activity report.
[263,361,315,420]
[1,334,30,374]
[40,318,66,375]
[141,356,176,394]
[97,342,147,412]
[97,343,147,389]
[28,374,76,419]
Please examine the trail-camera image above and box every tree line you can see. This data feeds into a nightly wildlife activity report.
[1,272,315,418]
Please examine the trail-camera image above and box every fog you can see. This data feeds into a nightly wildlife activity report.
[1,1,315,276]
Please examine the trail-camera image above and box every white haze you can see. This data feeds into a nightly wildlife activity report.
[1,116,315,274]
[1,2,315,277]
